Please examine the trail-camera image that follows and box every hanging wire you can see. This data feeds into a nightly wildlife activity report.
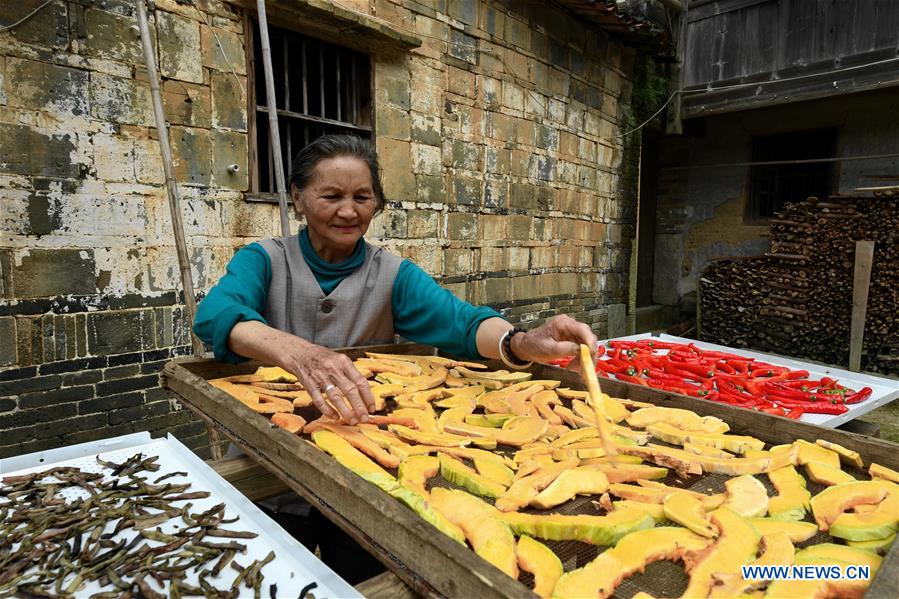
[193,4,246,96]
[0,0,54,32]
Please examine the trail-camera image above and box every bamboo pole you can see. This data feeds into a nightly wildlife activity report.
[135,0,223,459]
[849,241,875,372]
[256,0,291,238]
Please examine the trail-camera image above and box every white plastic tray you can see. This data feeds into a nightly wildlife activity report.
[0,432,361,598]
[598,333,899,428]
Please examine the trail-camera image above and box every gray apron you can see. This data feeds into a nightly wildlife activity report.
[249,232,402,514]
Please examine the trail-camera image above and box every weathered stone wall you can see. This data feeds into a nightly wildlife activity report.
[0,0,639,458]
[653,88,899,308]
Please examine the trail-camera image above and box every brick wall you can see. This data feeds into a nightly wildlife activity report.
[0,0,642,458]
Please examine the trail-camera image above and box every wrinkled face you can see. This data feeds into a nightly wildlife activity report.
[292,156,377,263]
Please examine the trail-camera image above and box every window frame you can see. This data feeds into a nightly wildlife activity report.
[743,127,838,225]
[242,15,376,204]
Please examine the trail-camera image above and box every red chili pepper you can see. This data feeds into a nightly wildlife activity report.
[714,362,737,375]
[844,387,872,404]
[784,369,810,380]
[785,407,805,420]
[760,406,787,416]
[615,374,649,386]
[676,362,716,379]
[772,401,848,415]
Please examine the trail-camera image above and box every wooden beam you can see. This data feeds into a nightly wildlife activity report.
[208,455,290,502]
[355,571,419,599]
[849,240,875,372]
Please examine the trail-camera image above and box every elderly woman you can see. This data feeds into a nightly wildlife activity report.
[194,134,598,581]
[195,134,599,423]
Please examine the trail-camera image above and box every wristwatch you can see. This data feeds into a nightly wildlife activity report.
[499,327,533,370]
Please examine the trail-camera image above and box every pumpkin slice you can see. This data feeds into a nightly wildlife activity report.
[797,543,883,573]
[436,403,477,433]
[810,480,892,534]
[551,427,599,448]
[398,455,439,497]
[663,491,717,538]
[816,439,864,470]
[354,358,423,377]
[724,475,769,518]
[764,559,869,599]
[388,424,472,448]
[425,445,516,469]
[390,408,438,432]
[749,518,818,543]
[312,430,397,492]
[560,388,629,423]
[682,507,761,599]
[847,532,896,554]
[794,439,840,468]
[464,413,514,428]
[645,422,764,454]
[500,508,655,545]
[270,412,307,434]
[829,491,899,542]
[495,416,548,447]
[386,484,467,545]
[582,462,667,483]
[516,536,562,599]
[708,532,795,598]
[806,461,856,486]
[430,488,518,578]
[609,482,724,510]
[603,498,667,523]
[768,466,811,521]
[626,406,729,434]
[685,442,734,459]
[254,394,295,414]
[315,423,401,469]
[698,446,798,476]
[254,366,297,382]
[552,527,709,599]
[455,366,532,384]
[474,457,514,487]
[438,453,506,499]
[495,458,579,512]
[869,462,899,484]
[530,390,562,424]
[530,467,609,509]
[617,443,704,477]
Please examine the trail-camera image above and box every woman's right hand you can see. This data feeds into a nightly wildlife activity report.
[279,340,376,424]
[228,321,375,424]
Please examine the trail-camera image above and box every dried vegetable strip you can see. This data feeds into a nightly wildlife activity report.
[0,453,286,598]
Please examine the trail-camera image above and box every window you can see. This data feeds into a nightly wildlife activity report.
[746,128,836,221]
[247,20,372,199]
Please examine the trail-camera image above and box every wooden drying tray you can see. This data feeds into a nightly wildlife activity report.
[161,343,899,599]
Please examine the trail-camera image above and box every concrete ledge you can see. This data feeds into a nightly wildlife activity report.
[226,0,421,54]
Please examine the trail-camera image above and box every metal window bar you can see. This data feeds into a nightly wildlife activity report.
[252,23,373,196]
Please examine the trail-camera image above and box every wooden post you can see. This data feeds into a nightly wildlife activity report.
[665,4,688,135]
[135,0,223,459]
[849,241,875,372]
[256,0,292,238]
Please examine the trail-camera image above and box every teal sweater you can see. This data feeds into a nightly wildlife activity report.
[194,229,500,362]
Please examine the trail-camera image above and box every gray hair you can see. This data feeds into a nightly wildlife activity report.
[289,134,385,213]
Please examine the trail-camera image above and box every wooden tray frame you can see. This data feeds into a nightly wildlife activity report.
[161,344,899,599]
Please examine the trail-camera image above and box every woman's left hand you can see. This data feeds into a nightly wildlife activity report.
[510,315,599,372]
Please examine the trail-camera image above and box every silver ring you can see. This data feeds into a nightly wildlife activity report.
[323,383,336,393]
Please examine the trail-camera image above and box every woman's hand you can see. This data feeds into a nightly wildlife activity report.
[228,321,375,424]
[510,315,599,372]
[279,342,376,424]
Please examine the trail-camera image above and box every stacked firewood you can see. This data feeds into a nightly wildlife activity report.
[700,195,899,375]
